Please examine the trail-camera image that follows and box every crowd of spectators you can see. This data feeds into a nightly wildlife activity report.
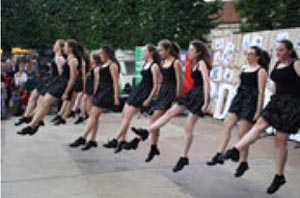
[1,55,50,119]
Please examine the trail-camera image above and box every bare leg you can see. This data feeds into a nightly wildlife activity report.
[148,104,186,132]
[181,113,199,157]
[115,103,139,141]
[72,92,83,112]
[149,110,166,145]
[58,100,67,116]
[274,131,289,175]
[61,92,78,119]
[265,131,289,194]
[79,94,89,117]
[237,120,253,162]
[89,116,102,141]
[86,96,93,114]
[235,117,269,151]
[216,113,239,153]
[82,106,102,139]
[141,105,184,162]
[28,95,45,117]
[24,90,39,117]
[29,94,57,128]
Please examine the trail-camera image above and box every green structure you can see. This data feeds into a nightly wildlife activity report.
[135,46,144,85]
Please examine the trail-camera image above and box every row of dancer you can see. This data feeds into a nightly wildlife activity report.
[15,39,82,131]
[15,40,103,129]
[125,39,300,194]
[15,38,300,195]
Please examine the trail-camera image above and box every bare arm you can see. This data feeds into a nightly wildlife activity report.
[62,58,77,100]
[294,60,300,77]
[254,69,268,120]
[55,55,65,74]
[110,63,119,105]
[143,64,160,107]
[81,60,87,93]
[199,61,210,112]
[93,67,99,95]
[174,59,182,97]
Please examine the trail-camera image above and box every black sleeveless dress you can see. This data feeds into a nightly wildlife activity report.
[92,64,115,109]
[228,67,262,123]
[72,64,83,92]
[261,60,300,134]
[152,60,177,110]
[36,59,59,96]
[177,65,205,117]
[48,61,70,98]
[85,66,97,96]
[127,62,154,108]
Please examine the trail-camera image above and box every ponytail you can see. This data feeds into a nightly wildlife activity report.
[259,50,270,71]
[250,46,270,71]
[83,50,90,73]
[170,42,181,60]
[56,39,65,55]
[75,42,83,69]
[146,43,161,66]
[290,50,298,59]
[158,39,181,60]
[66,39,82,68]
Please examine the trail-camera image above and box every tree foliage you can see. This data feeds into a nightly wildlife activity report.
[1,0,223,50]
[233,0,300,32]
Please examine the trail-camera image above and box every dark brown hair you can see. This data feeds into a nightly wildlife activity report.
[279,39,298,59]
[250,46,270,71]
[146,43,161,66]
[190,40,211,70]
[91,52,101,65]
[158,39,181,60]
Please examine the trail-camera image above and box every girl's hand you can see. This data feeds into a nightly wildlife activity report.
[142,99,151,107]
[201,103,209,114]
[253,112,260,121]
[114,98,120,106]
[62,93,68,101]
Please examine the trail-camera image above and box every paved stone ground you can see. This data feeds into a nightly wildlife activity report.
[1,113,300,198]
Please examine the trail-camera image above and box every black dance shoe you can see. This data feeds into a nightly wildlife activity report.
[39,120,45,127]
[67,111,76,118]
[267,175,286,194]
[103,139,118,149]
[75,108,81,114]
[131,127,149,141]
[222,147,240,162]
[51,115,61,122]
[123,138,140,150]
[145,145,160,162]
[206,153,224,166]
[15,116,32,126]
[173,157,189,172]
[234,162,249,177]
[114,141,127,154]
[81,141,98,151]
[74,116,85,124]
[54,117,66,126]
[69,137,86,148]
[17,126,39,136]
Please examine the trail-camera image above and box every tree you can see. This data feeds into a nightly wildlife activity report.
[233,0,300,32]
[1,0,223,51]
